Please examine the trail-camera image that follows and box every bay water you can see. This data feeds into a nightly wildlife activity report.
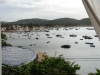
[5,27,100,75]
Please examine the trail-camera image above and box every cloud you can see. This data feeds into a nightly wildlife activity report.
[0,0,88,22]
[0,0,16,4]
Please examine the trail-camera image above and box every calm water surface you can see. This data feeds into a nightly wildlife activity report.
[5,27,100,75]
[2,46,37,65]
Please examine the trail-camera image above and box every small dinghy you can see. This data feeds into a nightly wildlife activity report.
[61,45,71,48]
[85,42,93,44]
[75,41,78,44]
[90,44,95,47]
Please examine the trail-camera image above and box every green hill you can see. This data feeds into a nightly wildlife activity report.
[2,18,91,26]
[78,18,91,25]
[47,18,79,25]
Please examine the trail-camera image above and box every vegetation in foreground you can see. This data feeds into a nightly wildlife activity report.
[2,55,80,75]
[88,69,100,75]
[1,33,12,46]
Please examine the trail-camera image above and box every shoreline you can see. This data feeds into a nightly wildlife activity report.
[2,26,93,33]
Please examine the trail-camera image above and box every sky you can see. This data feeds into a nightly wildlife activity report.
[0,0,89,22]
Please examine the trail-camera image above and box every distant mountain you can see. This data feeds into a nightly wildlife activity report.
[2,18,91,25]
[47,18,79,25]
[7,18,48,25]
[78,18,91,25]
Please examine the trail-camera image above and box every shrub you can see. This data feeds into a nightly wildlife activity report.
[1,33,12,46]
[88,69,100,75]
[2,55,80,75]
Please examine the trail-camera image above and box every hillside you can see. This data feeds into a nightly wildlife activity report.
[47,18,79,25]
[78,18,91,25]
[2,18,91,26]
[7,18,48,25]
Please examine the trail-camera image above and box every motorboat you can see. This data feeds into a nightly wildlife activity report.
[36,37,39,39]
[69,34,77,37]
[80,39,83,40]
[75,41,78,44]
[82,35,92,39]
[94,35,98,37]
[56,34,62,37]
[61,45,71,48]
[45,34,50,36]
[60,37,64,38]
[90,44,95,47]
[47,37,52,38]
[85,42,93,44]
